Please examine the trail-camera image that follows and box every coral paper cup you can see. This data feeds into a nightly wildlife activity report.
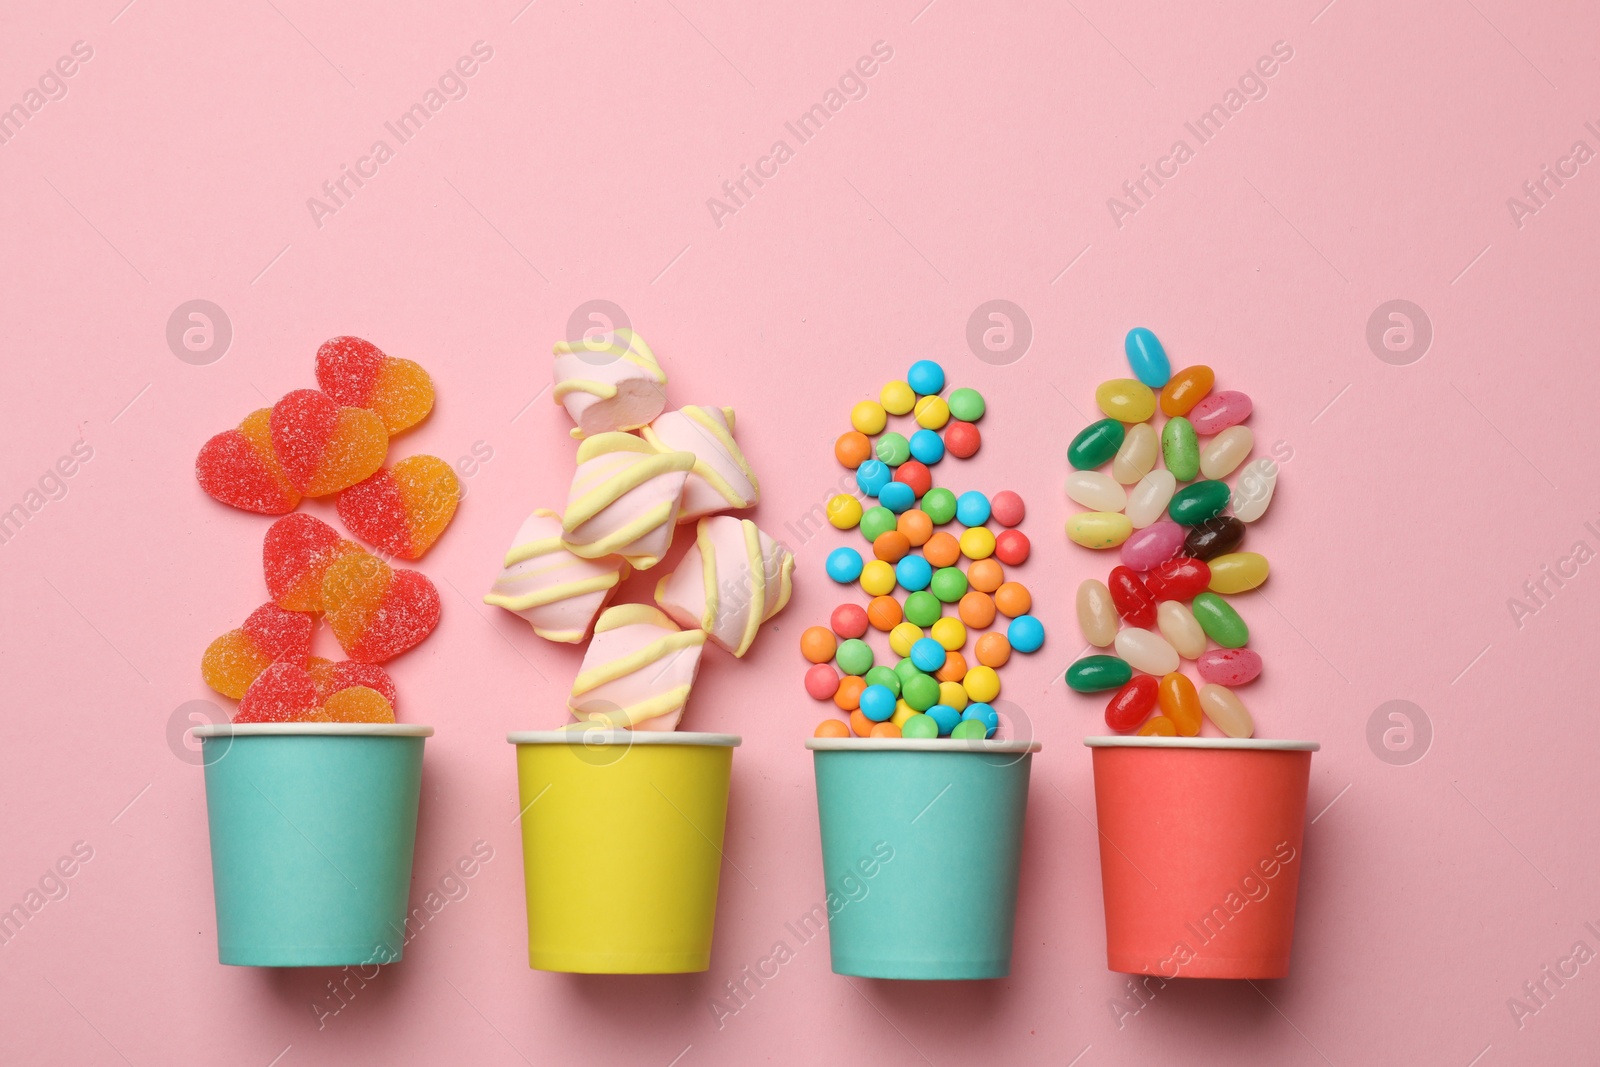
[1085,736,1319,979]
[807,737,1041,980]
[193,723,432,968]
[508,730,739,973]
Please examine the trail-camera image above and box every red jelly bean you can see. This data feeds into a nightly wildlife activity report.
[943,421,981,458]
[893,460,932,499]
[1108,566,1157,628]
[994,529,1030,566]
[830,603,869,639]
[1144,556,1210,601]
[1105,675,1158,733]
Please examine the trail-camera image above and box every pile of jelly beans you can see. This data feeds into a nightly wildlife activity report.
[1064,328,1279,738]
[805,360,1042,741]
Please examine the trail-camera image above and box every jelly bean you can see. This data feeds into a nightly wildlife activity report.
[948,387,986,422]
[870,721,903,738]
[806,663,841,700]
[994,529,1030,566]
[976,632,1011,667]
[1114,627,1179,675]
[836,638,875,675]
[859,683,897,721]
[963,665,1001,702]
[895,554,933,592]
[903,590,942,626]
[960,527,996,560]
[881,380,916,416]
[943,421,981,458]
[1161,417,1199,482]
[801,626,838,663]
[1112,423,1158,486]
[1157,601,1207,659]
[1145,556,1210,601]
[1076,579,1117,647]
[826,548,864,583]
[892,656,923,685]
[1066,655,1133,692]
[874,531,912,563]
[835,431,872,468]
[1191,592,1249,648]
[1068,418,1126,470]
[1157,672,1202,735]
[1168,480,1230,526]
[930,617,966,651]
[1197,647,1262,686]
[959,590,996,628]
[1160,365,1213,417]
[955,491,991,526]
[914,395,950,430]
[931,567,969,603]
[815,718,850,738]
[950,718,988,740]
[856,459,891,497]
[910,637,947,672]
[924,532,961,567]
[1124,327,1171,387]
[1137,715,1178,737]
[936,651,968,683]
[903,672,940,711]
[1207,552,1269,594]
[861,506,898,542]
[909,428,946,464]
[994,581,1031,618]
[902,713,940,739]
[889,622,925,657]
[868,595,903,631]
[962,702,999,737]
[967,558,1004,593]
[828,494,864,529]
[1105,675,1158,732]
[878,481,915,514]
[851,400,887,435]
[1095,379,1157,423]
[1065,470,1126,512]
[835,676,866,711]
[1231,458,1278,524]
[860,560,897,596]
[1198,683,1254,738]
[1008,615,1045,653]
[1182,515,1245,560]
[893,459,932,498]
[1200,425,1253,480]
[864,665,901,695]
[907,360,945,395]
[897,509,933,546]
[926,703,962,736]
[1108,566,1157,627]
[877,432,911,467]
[1067,511,1133,549]
[990,490,1025,527]
[1190,390,1252,435]
[1120,520,1185,571]
[1126,470,1177,529]
[920,487,957,524]
[938,680,969,710]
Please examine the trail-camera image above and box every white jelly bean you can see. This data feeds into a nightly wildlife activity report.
[1200,425,1253,480]
[1114,627,1179,675]
[1157,600,1207,659]
[1230,457,1277,523]
[1112,423,1158,486]
[1198,683,1255,738]
[1076,579,1117,647]
[1065,470,1126,513]
[1126,469,1176,529]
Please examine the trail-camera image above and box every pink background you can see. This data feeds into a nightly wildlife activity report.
[3,0,1598,1062]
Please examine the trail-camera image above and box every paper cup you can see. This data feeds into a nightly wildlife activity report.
[508,730,739,973]
[1085,736,1319,979]
[807,738,1041,979]
[194,723,432,967]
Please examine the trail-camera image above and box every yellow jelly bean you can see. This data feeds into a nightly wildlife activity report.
[1067,511,1133,549]
[930,617,967,651]
[880,381,916,416]
[938,680,969,710]
[851,400,887,435]
[913,395,950,429]
[1137,715,1178,736]
[1095,378,1157,423]
[959,527,996,560]
[889,622,924,657]
[963,665,1000,703]
[860,559,897,597]
[891,702,917,728]
[1207,552,1270,593]
[827,494,863,529]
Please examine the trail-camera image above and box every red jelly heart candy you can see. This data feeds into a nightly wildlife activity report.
[336,455,461,559]
[315,336,435,436]
[235,660,320,723]
[263,514,363,613]
[322,551,441,663]
[269,389,389,497]
[201,602,315,699]
[195,408,301,515]
[307,659,399,710]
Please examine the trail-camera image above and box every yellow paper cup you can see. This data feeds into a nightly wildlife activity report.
[507,729,739,973]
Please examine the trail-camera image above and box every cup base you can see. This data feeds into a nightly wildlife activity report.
[220,943,404,969]
[831,955,1011,981]
[530,949,709,974]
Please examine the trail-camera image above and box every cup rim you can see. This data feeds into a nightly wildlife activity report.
[507,730,741,747]
[805,737,1042,753]
[1083,735,1319,751]
[191,723,435,738]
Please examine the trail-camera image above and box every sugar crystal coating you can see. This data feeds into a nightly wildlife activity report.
[263,514,364,613]
[315,336,435,435]
[269,389,388,497]
[195,408,301,515]
[337,455,460,559]
[201,602,316,699]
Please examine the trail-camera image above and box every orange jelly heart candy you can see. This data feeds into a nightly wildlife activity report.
[311,685,396,723]
[263,514,364,613]
[269,389,388,497]
[195,408,302,515]
[201,602,315,699]
[307,659,399,709]
[315,336,435,436]
[322,551,441,663]
[337,455,460,559]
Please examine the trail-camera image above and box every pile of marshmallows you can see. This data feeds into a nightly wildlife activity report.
[1064,328,1278,738]
[484,330,791,730]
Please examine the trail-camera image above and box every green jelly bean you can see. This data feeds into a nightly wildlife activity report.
[930,567,969,603]
[1065,655,1133,692]
[1191,592,1249,648]
[904,590,942,627]
[947,387,986,422]
[1068,418,1126,470]
[951,718,989,740]
[1169,480,1230,526]
[863,665,900,696]
[893,658,924,686]
[1161,416,1199,482]
[901,713,940,739]
[876,432,910,466]
[902,672,940,711]
[836,638,874,676]
[860,506,897,542]
[921,487,957,525]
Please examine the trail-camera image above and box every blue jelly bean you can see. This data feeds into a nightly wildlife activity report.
[894,554,932,592]
[1007,614,1045,653]
[955,491,991,527]
[962,702,999,737]
[906,360,945,396]
[909,428,946,465]
[926,703,961,736]
[856,459,891,498]
[826,547,864,583]
[878,481,915,514]
[910,637,947,672]
[859,684,898,722]
[1124,327,1171,388]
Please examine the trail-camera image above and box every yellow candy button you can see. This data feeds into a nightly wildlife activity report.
[880,381,916,416]
[827,494,863,530]
[860,560,896,597]
[889,622,924,658]
[851,400,888,435]
[959,527,996,560]
[913,395,950,430]
[963,665,1000,703]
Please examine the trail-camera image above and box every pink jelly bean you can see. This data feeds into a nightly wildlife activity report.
[1189,390,1252,435]
[1197,648,1262,686]
[1120,520,1186,571]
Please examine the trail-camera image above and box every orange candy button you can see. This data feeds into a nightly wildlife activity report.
[975,632,1011,668]
[801,626,837,663]
[897,510,933,547]
[936,651,968,683]
[867,595,903,631]
[967,558,1004,593]
[873,531,912,563]
[849,709,874,736]
[924,531,960,568]
[815,718,851,739]
[958,591,996,628]
[994,581,1032,618]
[870,721,902,738]
[835,675,867,711]
[835,431,872,468]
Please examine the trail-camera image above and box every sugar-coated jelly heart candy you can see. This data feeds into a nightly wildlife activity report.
[322,551,441,663]
[1066,655,1132,692]
[1115,627,1178,675]
[315,336,435,435]
[1182,515,1245,560]
[269,389,389,497]
[1137,715,1178,736]
[263,514,364,612]
[201,602,315,699]
[1197,647,1262,686]
[1191,592,1249,648]
[1120,520,1185,571]
[1112,423,1158,486]
[1108,566,1157,628]
[1230,458,1278,523]
[312,685,396,724]
[1161,416,1199,482]
[1095,379,1157,424]
[1157,601,1207,659]
[235,661,320,723]
[1145,556,1210,601]
[1124,328,1171,388]
[1200,426,1253,480]
[1190,390,1252,435]
[1068,419,1125,470]
[1157,672,1202,735]
[1105,675,1158,732]
[1065,470,1126,512]
[1168,480,1230,526]
[1198,683,1254,738]
[307,659,399,709]
[195,408,302,515]
[1077,579,1117,647]
[1160,365,1213,417]
[337,455,461,559]
[1067,511,1133,549]
[1126,469,1176,529]
[1207,551,1269,593]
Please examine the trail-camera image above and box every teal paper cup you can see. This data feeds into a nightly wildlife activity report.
[193,723,433,967]
[806,737,1041,979]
